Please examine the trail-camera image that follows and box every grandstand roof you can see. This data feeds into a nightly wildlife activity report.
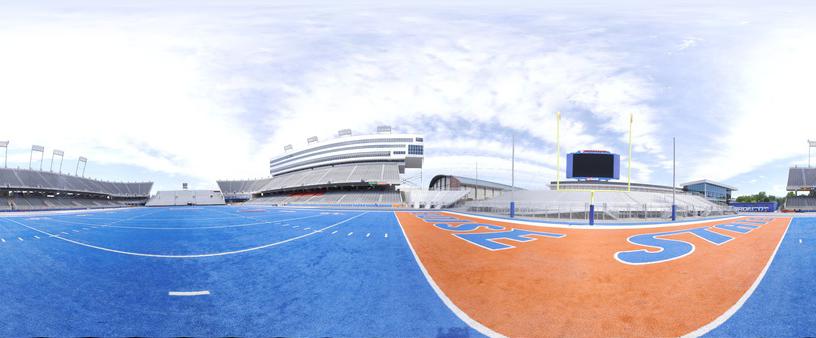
[429,175,520,191]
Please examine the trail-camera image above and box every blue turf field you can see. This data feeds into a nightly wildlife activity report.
[0,206,476,337]
[0,206,814,337]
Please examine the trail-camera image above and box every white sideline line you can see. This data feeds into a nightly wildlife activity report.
[169,290,210,296]
[393,213,505,338]
[682,218,793,337]
[3,213,369,259]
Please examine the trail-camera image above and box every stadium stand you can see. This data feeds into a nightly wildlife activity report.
[784,167,816,211]
[460,190,734,220]
[146,190,225,207]
[218,128,420,206]
[0,168,152,211]
[784,196,816,211]
[247,190,402,207]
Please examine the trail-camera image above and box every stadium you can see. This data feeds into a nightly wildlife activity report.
[2,2,816,337]
[1,127,815,337]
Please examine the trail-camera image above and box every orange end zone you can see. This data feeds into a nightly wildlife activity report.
[395,212,791,337]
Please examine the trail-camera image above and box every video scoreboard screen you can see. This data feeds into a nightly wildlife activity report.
[567,151,620,180]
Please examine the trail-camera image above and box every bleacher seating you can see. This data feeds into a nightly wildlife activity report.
[460,190,734,219]
[787,167,816,191]
[404,189,471,208]
[218,162,400,196]
[247,190,402,206]
[0,168,152,197]
[785,196,816,211]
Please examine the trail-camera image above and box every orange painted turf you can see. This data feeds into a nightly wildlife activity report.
[396,213,791,337]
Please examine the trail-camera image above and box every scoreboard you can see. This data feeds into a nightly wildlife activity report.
[566,150,620,180]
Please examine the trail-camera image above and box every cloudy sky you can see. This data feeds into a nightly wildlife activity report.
[1,0,814,195]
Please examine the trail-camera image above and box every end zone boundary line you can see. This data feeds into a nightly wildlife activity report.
[682,217,793,337]
[393,212,506,338]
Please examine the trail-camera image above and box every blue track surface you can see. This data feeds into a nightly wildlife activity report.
[706,217,816,337]
[0,206,476,337]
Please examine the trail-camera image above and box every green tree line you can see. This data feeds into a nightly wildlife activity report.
[734,191,801,204]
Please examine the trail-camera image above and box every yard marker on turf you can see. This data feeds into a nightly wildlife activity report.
[385,233,388,238]
[304,227,310,230]
[34,236,40,239]
[347,232,353,236]
[332,230,338,234]
[1,238,5,243]
[18,237,23,241]
[168,290,210,296]
[61,232,68,235]
[366,233,370,237]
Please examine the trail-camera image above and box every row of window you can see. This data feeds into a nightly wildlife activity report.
[270,151,393,175]
[408,144,424,155]
[269,144,406,168]
[270,137,416,166]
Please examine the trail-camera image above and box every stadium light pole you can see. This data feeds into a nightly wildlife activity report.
[50,149,64,173]
[809,140,816,168]
[0,141,8,168]
[556,111,561,191]
[672,137,676,221]
[628,113,633,192]
[30,145,44,170]
[76,156,87,176]
[510,133,515,218]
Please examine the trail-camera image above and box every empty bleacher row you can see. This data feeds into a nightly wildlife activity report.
[787,167,816,190]
[0,196,129,212]
[218,162,401,196]
[247,190,402,206]
[460,190,734,220]
[0,168,152,197]
[784,196,816,211]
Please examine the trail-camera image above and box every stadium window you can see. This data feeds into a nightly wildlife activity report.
[415,137,423,142]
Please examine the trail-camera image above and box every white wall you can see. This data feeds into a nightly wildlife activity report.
[146,190,225,206]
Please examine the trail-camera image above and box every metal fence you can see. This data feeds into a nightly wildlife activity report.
[457,200,736,224]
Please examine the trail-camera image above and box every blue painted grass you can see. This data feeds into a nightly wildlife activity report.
[0,206,479,337]
[705,217,816,337]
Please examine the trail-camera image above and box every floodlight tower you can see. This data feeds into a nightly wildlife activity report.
[75,156,87,177]
[30,145,44,170]
[50,149,64,173]
[0,141,8,168]
[809,140,816,168]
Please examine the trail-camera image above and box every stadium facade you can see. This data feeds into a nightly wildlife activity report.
[218,127,423,206]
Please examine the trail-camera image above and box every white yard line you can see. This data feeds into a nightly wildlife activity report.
[168,290,210,296]
[4,212,369,259]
